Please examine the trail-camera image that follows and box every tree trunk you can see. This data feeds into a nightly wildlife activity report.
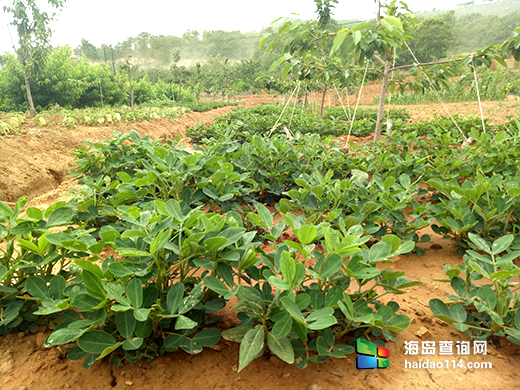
[178,76,182,104]
[320,83,328,118]
[374,55,392,142]
[23,66,36,117]
[128,71,134,109]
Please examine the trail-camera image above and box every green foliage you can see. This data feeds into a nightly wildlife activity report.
[430,233,520,346]
[186,103,410,143]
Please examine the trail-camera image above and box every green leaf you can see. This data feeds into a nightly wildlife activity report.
[222,326,253,343]
[280,251,296,286]
[331,29,348,54]
[175,315,198,330]
[267,333,294,364]
[320,254,342,279]
[296,225,317,246]
[490,269,520,280]
[193,328,221,347]
[468,233,491,254]
[307,316,337,330]
[77,330,117,354]
[167,282,185,314]
[449,303,467,323]
[180,338,203,354]
[368,241,392,263]
[280,297,306,325]
[491,235,514,255]
[45,327,85,347]
[164,334,185,351]
[429,299,454,324]
[122,338,144,351]
[268,276,291,291]
[49,275,66,299]
[81,270,106,301]
[116,311,136,339]
[477,286,496,311]
[97,342,123,360]
[256,203,273,230]
[133,308,151,322]
[178,284,204,314]
[17,239,40,254]
[383,314,410,332]
[381,234,401,253]
[353,268,380,280]
[127,278,143,309]
[204,237,228,252]
[307,307,334,323]
[204,275,230,296]
[269,55,286,72]
[272,313,293,339]
[46,207,73,227]
[238,325,266,372]
[25,276,50,299]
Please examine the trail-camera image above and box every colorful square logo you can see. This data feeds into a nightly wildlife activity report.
[356,339,389,370]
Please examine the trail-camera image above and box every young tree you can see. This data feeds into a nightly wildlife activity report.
[3,0,65,116]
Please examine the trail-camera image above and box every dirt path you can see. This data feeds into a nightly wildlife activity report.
[0,95,279,203]
[1,93,519,390]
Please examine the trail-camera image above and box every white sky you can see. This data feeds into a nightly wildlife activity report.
[0,0,466,54]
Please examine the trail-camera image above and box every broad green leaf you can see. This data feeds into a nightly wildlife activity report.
[280,297,306,324]
[17,239,40,254]
[133,308,151,322]
[97,342,123,360]
[116,311,136,339]
[429,299,454,324]
[81,270,106,301]
[491,235,514,255]
[127,278,143,308]
[77,330,117,354]
[25,276,50,299]
[490,269,520,280]
[297,225,317,245]
[178,283,204,314]
[204,275,230,296]
[238,325,266,372]
[222,326,253,343]
[180,338,203,354]
[122,338,144,351]
[383,314,410,332]
[256,203,273,230]
[175,315,198,330]
[272,313,293,339]
[280,251,296,286]
[449,303,467,323]
[468,233,491,254]
[46,207,73,227]
[307,316,337,330]
[369,241,392,263]
[381,234,401,253]
[477,286,497,311]
[45,327,85,347]
[331,29,347,54]
[204,237,228,252]
[267,333,294,364]
[167,282,185,314]
[193,328,221,346]
[164,334,185,351]
[320,254,342,279]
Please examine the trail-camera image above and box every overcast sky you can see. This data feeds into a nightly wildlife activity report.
[1,0,465,54]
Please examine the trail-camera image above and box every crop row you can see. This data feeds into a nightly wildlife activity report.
[1,124,519,371]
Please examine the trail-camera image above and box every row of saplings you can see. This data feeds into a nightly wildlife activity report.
[0,130,519,372]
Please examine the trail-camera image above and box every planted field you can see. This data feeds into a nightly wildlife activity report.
[1,93,519,390]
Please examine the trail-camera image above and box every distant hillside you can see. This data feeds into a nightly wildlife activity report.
[418,0,519,18]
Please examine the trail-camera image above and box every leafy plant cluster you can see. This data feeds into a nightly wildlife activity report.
[186,103,410,143]
[0,130,422,371]
[430,233,520,347]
